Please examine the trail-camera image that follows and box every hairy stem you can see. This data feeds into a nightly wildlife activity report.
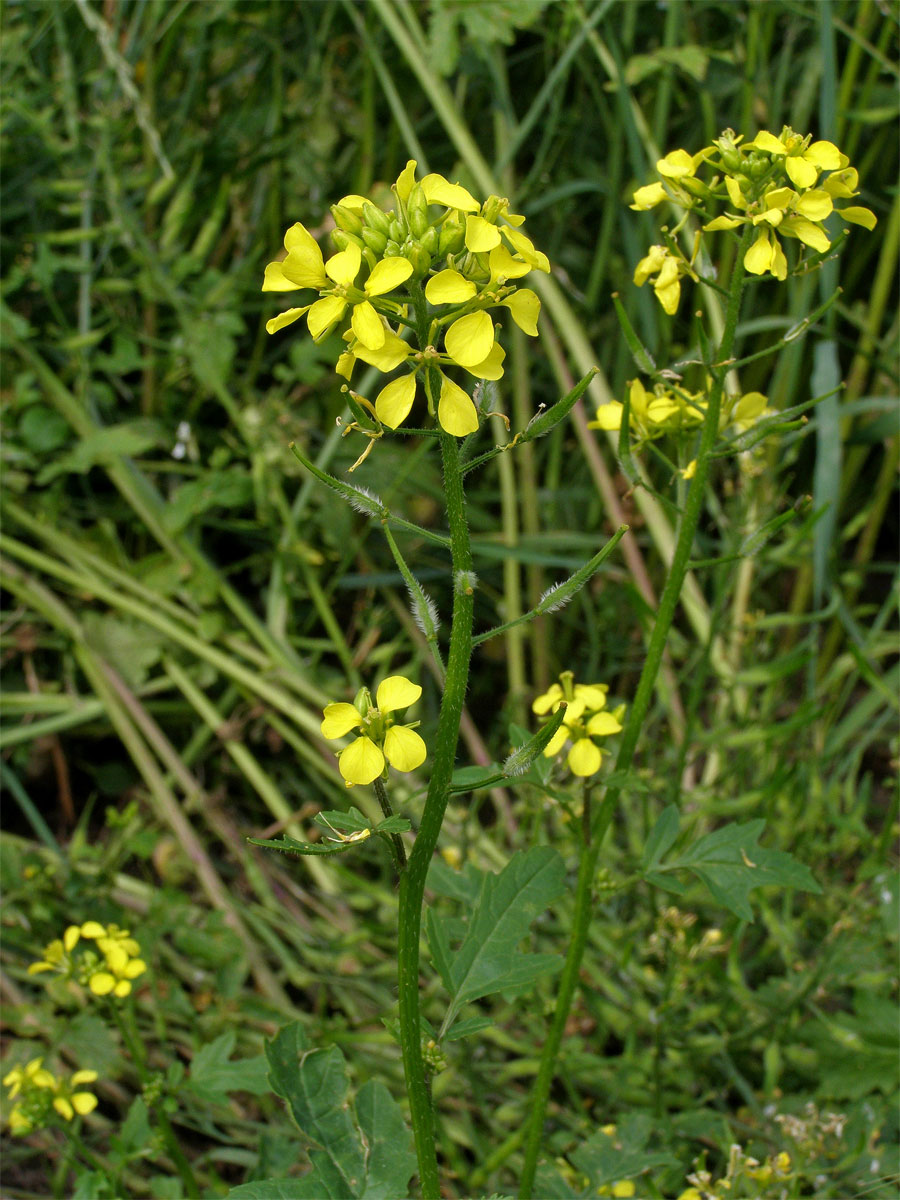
[519,226,752,1197]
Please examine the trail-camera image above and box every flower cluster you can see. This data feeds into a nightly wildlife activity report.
[631,126,876,309]
[4,1057,98,1135]
[532,671,624,777]
[677,1144,793,1199]
[321,675,426,788]
[28,921,147,999]
[590,379,769,447]
[263,161,549,439]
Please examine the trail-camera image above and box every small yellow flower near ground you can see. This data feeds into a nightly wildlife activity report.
[52,1069,99,1121]
[3,1058,56,1098]
[28,922,147,999]
[322,675,426,787]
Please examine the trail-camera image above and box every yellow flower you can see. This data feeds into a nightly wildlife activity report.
[3,1058,56,1098]
[589,379,706,444]
[88,937,147,998]
[533,672,623,778]
[321,675,426,787]
[633,245,688,315]
[52,1070,99,1121]
[747,129,844,188]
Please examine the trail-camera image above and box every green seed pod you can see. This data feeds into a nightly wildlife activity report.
[363,202,392,237]
[332,204,363,234]
[362,227,388,255]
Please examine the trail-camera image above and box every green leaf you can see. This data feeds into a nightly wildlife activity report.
[653,819,821,921]
[642,805,680,871]
[229,1181,324,1199]
[248,836,361,857]
[186,1031,269,1105]
[314,808,370,833]
[444,1016,494,1042]
[259,1022,416,1200]
[36,420,165,484]
[568,1114,677,1189]
[374,815,411,834]
[440,847,566,1026]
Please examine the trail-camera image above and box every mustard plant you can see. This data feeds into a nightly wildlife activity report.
[253,135,876,1199]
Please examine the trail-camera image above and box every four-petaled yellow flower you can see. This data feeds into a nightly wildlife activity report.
[28,921,147,999]
[3,1058,99,1135]
[322,675,427,787]
[533,672,624,777]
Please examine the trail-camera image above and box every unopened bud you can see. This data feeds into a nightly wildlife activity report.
[405,243,432,277]
[388,217,405,243]
[362,227,388,255]
[438,220,465,256]
[363,202,391,237]
[420,226,439,256]
[332,204,363,234]
[331,229,364,252]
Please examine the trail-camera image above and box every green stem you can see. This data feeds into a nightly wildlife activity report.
[373,776,407,874]
[397,433,475,1198]
[518,226,752,1197]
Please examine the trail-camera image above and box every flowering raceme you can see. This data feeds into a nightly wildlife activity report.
[590,379,769,446]
[532,672,624,777]
[28,921,147,999]
[321,675,426,788]
[630,126,877,310]
[263,161,549,441]
[3,1058,99,1134]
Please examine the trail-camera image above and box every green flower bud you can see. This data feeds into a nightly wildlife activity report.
[362,202,392,237]
[720,148,742,173]
[388,217,405,243]
[481,195,504,223]
[438,221,465,256]
[420,226,439,256]
[383,240,401,257]
[361,227,388,254]
[407,183,429,235]
[405,243,432,278]
[332,204,363,234]
[330,229,365,252]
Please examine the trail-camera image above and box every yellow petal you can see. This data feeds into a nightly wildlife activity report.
[113,981,132,997]
[532,684,562,715]
[744,230,773,275]
[839,205,877,230]
[586,711,623,736]
[103,944,128,972]
[321,702,364,739]
[794,189,833,220]
[63,926,81,952]
[822,168,858,198]
[654,276,681,315]
[262,261,302,292]
[488,244,532,285]
[770,235,788,281]
[633,244,667,286]
[27,961,53,974]
[80,922,106,939]
[703,215,742,231]
[376,675,422,713]
[71,1070,99,1086]
[280,233,328,288]
[335,350,356,381]
[574,683,608,709]
[339,737,385,786]
[53,1097,75,1121]
[465,214,502,252]
[805,140,842,170]
[630,182,667,210]
[501,226,549,272]
[724,174,747,210]
[438,376,480,436]
[502,288,540,336]
[71,1092,98,1116]
[89,972,116,996]
[784,155,818,188]
[325,243,361,287]
[374,374,417,428]
[543,726,569,757]
[337,194,369,214]
[351,300,385,350]
[421,173,480,212]
[752,208,784,227]
[394,160,418,202]
[425,269,477,305]
[444,311,494,367]
[354,330,412,372]
[461,341,505,381]
[590,401,623,431]
[124,958,147,979]
[749,130,786,156]
[307,295,347,339]
[780,215,830,252]
[383,725,427,773]
[612,1182,636,1198]
[366,257,414,296]
[656,149,695,178]
[266,306,309,335]
[567,738,603,777]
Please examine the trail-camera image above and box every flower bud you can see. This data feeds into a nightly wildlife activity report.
[330,229,365,252]
[362,227,388,254]
[383,239,401,257]
[438,220,465,256]
[481,195,503,223]
[420,226,439,256]
[720,148,742,173]
[405,243,432,277]
[389,217,405,243]
[362,202,392,237]
[332,204,363,234]
[407,183,429,237]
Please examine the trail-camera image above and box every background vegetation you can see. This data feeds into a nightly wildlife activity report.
[1,0,897,1197]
